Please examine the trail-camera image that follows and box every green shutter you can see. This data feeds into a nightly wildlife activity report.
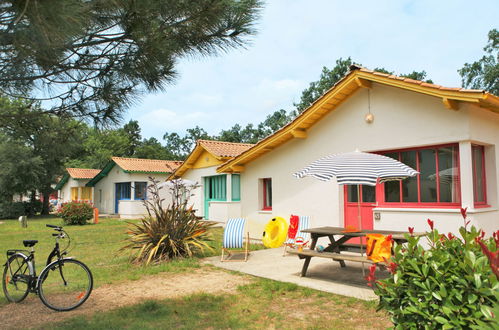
[231,174,241,201]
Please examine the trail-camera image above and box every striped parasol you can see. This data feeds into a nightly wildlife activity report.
[293,150,418,186]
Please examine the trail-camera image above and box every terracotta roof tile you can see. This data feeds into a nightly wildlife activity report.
[66,168,101,179]
[198,140,254,158]
[112,157,182,173]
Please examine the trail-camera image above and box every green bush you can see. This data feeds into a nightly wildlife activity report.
[0,201,25,219]
[57,201,94,225]
[372,212,498,329]
[122,178,215,264]
[23,199,42,216]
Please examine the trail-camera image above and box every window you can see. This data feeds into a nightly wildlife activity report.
[134,182,147,200]
[347,185,375,203]
[262,178,272,210]
[231,174,241,201]
[99,189,102,204]
[472,145,487,205]
[382,145,460,205]
[70,187,78,201]
[206,175,227,201]
[81,187,92,201]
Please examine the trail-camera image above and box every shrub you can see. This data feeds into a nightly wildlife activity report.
[57,201,94,225]
[23,199,42,216]
[372,211,498,329]
[0,201,25,219]
[122,178,215,264]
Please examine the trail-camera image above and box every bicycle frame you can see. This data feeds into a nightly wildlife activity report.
[4,230,70,294]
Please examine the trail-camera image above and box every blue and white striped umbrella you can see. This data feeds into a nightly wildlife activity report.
[293,151,418,186]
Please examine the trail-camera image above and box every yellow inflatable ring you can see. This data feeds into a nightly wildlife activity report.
[262,217,288,248]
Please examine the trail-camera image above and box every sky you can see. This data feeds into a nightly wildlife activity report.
[124,0,499,140]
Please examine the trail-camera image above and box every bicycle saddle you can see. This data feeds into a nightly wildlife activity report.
[23,240,38,247]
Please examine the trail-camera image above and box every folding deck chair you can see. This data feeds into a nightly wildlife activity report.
[221,218,250,262]
[283,215,311,255]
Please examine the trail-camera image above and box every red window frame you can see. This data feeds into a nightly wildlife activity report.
[472,145,487,206]
[378,143,461,208]
[262,178,272,210]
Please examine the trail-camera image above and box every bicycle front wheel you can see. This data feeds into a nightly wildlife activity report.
[2,253,31,303]
[38,258,93,311]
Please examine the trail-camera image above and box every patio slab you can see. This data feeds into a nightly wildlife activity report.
[203,248,384,300]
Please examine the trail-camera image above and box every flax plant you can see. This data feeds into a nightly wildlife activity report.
[123,178,214,264]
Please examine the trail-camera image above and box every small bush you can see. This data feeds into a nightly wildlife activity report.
[122,178,215,264]
[0,201,25,219]
[57,201,94,225]
[372,211,498,329]
[23,199,42,216]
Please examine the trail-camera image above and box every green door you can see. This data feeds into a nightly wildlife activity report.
[204,175,227,219]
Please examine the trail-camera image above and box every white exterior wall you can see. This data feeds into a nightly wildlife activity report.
[181,166,241,223]
[92,166,169,217]
[239,84,499,238]
[58,177,91,203]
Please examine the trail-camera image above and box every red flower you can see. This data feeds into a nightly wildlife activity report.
[447,232,455,240]
[365,264,377,287]
[460,207,468,219]
[476,240,499,279]
[408,227,414,235]
[479,230,485,240]
[427,219,434,230]
[385,235,393,242]
[387,262,398,274]
[493,230,499,248]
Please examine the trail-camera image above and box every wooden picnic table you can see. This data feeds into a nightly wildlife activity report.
[287,226,425,277]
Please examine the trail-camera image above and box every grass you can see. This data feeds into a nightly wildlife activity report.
[1,216,390,329]
[50,278,390,330]
[0,216,219,306]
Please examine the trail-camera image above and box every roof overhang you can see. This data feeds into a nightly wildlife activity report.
[86,161,116,187]
[54,174,69,190]
[217,67,499,173]
[168,142,223,179]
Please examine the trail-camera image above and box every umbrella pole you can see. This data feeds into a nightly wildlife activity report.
[357,184,365,276]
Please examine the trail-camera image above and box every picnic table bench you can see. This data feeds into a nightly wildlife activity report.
[289,226,425,277]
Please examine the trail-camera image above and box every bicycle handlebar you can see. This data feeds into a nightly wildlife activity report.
[46,224,62,231]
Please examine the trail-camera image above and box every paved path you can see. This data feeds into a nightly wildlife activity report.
[204,248,380,300]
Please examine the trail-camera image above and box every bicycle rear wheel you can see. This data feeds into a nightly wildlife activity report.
[2,254,31,303]
[38,258,93,311]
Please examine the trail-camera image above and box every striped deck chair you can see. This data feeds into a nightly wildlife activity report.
[283,215,311,255]
[221,218,249,262]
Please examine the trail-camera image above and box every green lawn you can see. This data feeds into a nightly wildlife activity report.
[1,216,390,328]
[51,279,390,330]
[0,216,222,306]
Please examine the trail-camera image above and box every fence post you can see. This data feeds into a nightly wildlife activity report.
[93,208,99,224]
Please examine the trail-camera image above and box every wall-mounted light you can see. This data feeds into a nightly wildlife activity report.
[365,89,374,124]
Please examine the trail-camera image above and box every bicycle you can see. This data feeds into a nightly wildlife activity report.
[2,224,93,311]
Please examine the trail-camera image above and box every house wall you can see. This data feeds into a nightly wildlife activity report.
[238,83,499,239]
[59,178,91,203]
[181,165,241,223]
[92,167,169,217]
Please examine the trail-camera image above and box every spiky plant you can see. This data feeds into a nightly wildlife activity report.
[122,177,215,264]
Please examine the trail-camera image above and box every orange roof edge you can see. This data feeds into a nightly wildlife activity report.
[217,66,499,173]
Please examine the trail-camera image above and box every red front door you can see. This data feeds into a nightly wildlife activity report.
[344,185,377,243]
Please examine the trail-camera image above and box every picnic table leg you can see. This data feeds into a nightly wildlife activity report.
[300,234,318,277]
[327,235,346,268]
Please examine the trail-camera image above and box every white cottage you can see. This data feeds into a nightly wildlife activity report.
[56,168,101,203]
[86,157,182,218]
[217,65,499,239]
[170,140,253,221]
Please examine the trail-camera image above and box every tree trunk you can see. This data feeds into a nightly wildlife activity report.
[41,190,51,215]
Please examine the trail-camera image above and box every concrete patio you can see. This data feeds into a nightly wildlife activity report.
[204,248,387,300]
